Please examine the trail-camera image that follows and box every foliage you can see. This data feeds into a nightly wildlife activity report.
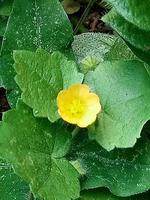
[70,133,150,196]
[102,0,150,64]
[0,0,150,199]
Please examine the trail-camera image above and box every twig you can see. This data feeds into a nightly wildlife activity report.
[74,0,96,34]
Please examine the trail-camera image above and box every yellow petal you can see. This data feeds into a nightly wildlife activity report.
[69,84,90,98]
[86,93,101,114]
[77,113,97,128]
[57,83,101,128]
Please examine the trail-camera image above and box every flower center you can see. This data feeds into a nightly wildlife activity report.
[69,99,85,116]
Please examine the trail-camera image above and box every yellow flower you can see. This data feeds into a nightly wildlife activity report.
[57,84,101,127]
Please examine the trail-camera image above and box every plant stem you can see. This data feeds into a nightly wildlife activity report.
[74,0,96,34]
[72,126,80,138]
[28,192,34,200]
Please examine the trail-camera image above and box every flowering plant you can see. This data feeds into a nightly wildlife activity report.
[0,0,150,200]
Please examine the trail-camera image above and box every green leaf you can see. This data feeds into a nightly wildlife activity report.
[0,100,80,200]
[102,1,150,64]
[1,0,73,55]
[14,49,83,122]
[70,134,150,196]
[0,16,7,37]
[81,188,150,200]
[102,10,150,52]
[106,0,150,31]
[72,32,116,63]
[0,0,13,16]
[0,159,29,200]
[126,42,150,65]
[104,38,137,61]
[84,60,150,150]
[0,0,73,108]
[81,189,118,200]
[0,37,2,49]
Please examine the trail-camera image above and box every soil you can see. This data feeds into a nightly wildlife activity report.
[0,88,10,120]
[69,1,112,34]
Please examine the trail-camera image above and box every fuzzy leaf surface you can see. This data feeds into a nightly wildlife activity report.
[72,32,116,63]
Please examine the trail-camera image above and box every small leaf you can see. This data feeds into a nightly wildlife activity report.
[72,32,116,63]
[70,134,150,196]
[0,100,80,200]
[13,49,83,122]
[84,60,150,150]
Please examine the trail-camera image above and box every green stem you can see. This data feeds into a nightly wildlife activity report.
[73,0,96,34]
[28,192,34,200]
[72,126,80,138]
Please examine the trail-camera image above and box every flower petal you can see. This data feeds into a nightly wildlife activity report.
[77,113,97,128]
[69,84,90,98]
[57,83,101,128]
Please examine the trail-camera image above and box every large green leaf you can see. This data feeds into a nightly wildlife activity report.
[126,42,150,65]
[1,0,73,54]
[106,0,150,31]
[0,0,73,108]
[81,188,150,200]
[0,160,29,200]
[14,49,83,122]
[0,0,13,16]
[84,60,150,150]
[102,1,150,64]
[70,133,150,197]
[103,10,150,52]
[0,100,80,200]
